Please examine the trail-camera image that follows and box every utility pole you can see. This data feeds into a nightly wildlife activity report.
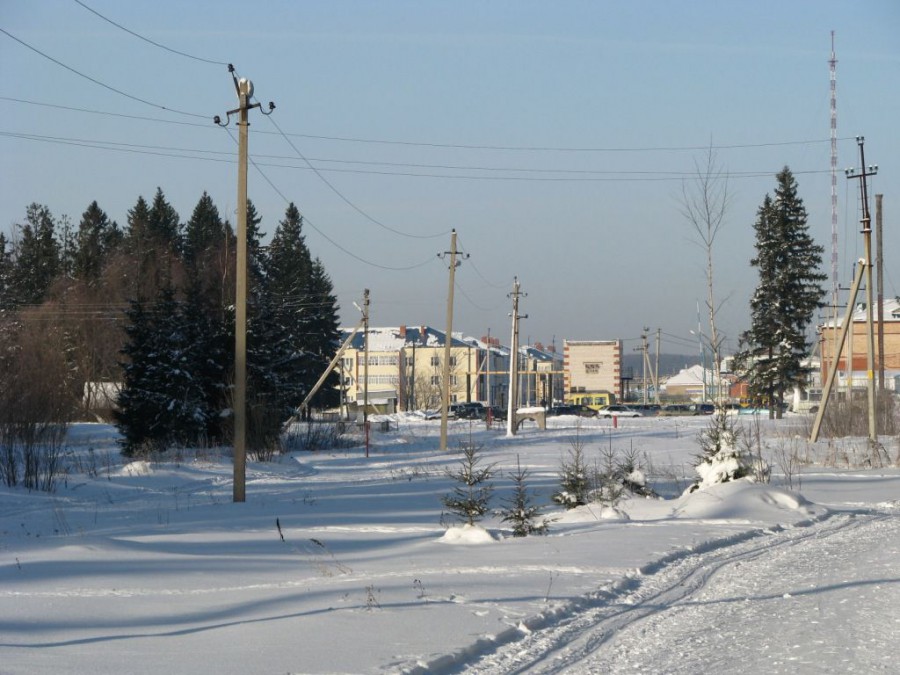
[875,194,884,394]
[654,328,661,404]
[506,277,527,437]
[845,136,878,442]
[215,66,274,503]
[362,288,370,456]
[439,230,466,451]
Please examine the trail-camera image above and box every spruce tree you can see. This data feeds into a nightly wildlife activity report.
[116,286,208,453]
[11,204,61,306]
[74,201,119,286]
[500,456,549,537]
[442,443,495,526]
[182,191,226,269]
[737,167,826,418]
[148,187,181,250]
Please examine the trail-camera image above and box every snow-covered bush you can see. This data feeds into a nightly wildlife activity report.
[690,410,760,492]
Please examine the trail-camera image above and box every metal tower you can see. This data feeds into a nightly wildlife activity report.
[829,31,839,314]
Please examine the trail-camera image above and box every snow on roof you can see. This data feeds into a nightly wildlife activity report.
[340,326,474,351]
[822,297,900,328]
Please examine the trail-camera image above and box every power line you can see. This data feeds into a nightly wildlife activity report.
[263,113,449,240]
[221,126,437,272]
[0,28,209,119]
[1,96,857,155]
[73,0,229,66]
[1,131,835,183]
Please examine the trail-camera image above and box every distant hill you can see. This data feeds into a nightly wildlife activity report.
[621,353,698,378]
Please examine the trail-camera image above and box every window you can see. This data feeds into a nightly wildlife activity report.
[449,356,457,367]
[431,375,441,385]
[430,356,440,367]
[366,354,398,366]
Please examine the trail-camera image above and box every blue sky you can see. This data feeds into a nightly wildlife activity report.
[2,1,898,356]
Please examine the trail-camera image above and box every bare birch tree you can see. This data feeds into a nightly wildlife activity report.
[680,146,730,401]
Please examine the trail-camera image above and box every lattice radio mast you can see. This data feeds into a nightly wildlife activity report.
[829,32,839,316]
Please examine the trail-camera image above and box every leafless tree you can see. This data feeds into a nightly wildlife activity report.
[680,145,731,400]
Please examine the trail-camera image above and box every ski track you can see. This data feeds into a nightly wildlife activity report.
[416,509,899,674]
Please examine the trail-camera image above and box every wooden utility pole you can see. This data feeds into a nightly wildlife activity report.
[811,260,865,442]
[654,328,661,404]
[845,136,878,442]
[215,68,274,503]
[506,277,527,437]
[439,230,465,451]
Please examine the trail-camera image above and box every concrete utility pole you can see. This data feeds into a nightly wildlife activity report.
[439,230,466,451]
[362,288,370,456]
[506,277,527,437]
[845,136,878,442]
[875,194,884,393]
[215,66,274,503]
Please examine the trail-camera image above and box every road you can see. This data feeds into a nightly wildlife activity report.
[460,508,900,674]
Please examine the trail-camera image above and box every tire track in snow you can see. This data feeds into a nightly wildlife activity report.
[416,511,875,674]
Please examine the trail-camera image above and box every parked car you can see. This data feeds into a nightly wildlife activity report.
[658,404,696,416]
[629,404,660,416]
[449,402,486,420]
[548,404,597,418]
[596,404,642,418]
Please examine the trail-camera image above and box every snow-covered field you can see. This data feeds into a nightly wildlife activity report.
[2,414,898,674]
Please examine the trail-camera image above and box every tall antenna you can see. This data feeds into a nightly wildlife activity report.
[829,31,839,312]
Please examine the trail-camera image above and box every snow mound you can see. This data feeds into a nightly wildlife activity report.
[118,461,152,477]
[553,502,631,523]
[675,480,824,522]
[438,524,496,545]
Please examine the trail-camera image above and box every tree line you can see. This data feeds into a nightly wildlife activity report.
[0,189,340,455]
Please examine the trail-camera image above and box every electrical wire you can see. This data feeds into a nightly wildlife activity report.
[221,126,437,272]
[1,95,859,160]
[453,280,506,313]
[454,233,509,291]
[73,0,229,66]
[0,28,209,119]
[262,113,449,240]
[1,130,835,183]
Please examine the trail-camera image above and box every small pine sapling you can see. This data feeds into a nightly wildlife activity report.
[552,435,590,509]
[441,442,495,526]
[691,409,760,492]
[500,456,549,537]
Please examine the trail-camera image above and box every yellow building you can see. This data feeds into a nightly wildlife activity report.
[339,326,506,414]
[563,340,622,403]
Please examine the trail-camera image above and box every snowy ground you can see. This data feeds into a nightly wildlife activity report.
[1,414,898,674]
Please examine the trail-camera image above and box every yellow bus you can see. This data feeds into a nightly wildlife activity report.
[566,391,616,411]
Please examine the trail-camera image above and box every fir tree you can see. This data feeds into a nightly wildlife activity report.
[737,167,827,418]
[11,203,60,306]
[302,258,341,409]
[442,443,495,526]
[116,286,208,453]
[74,201,119,286]
[500,456,549,537]
[552,436,590,509]
[148,187,182,252]
[182,191,227,271]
